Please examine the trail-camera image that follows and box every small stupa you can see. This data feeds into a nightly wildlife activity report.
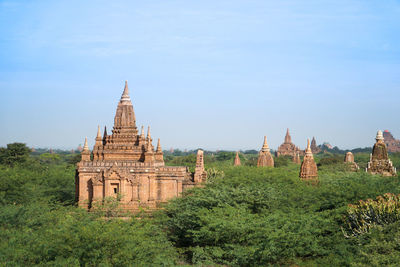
[234,151,241,166]
[366,130,397,176]
[257,136,274,167]
[299,139,318,181]
[344,152,359,171]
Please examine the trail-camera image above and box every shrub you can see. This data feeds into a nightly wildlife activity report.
[343,193,400,237]
[274,155,291,167]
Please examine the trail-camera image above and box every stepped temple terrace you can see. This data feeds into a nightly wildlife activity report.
[276,129,303,157]
[366,130,397,177]
[75,81,207,211]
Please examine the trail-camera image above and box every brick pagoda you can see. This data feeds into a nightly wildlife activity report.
[299,139,318,181]
[366,130,397,177]
[257,136,274,167]
[234,151,241,166]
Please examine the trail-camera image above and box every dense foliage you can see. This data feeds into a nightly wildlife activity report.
[343,193,400,237]
[1,143,400,266]
[159,164,400,266]
[0,144,178,266]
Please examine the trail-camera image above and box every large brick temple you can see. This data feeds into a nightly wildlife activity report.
[75,81,207,211]
[276,129,303,157]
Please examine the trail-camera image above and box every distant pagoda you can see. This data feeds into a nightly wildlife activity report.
[310,137,321,154]
[299,139,318,181]
[234,151,241,166]
[383,130,400,153]
[366,130,397,177]
[276,129,302,157]
[257,136,274,167]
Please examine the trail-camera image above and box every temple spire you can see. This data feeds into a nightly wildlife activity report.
[140,126,145,138]
[146,126,153,152]
[113,81,136,129]
[120,80,130,102]
[305,138,312,155]
[96,125,102,139]
[156,138,162,153]
[95,126,103,146]
[285,128,292,143]
[261,136,270,152]
[83,137,89,151]
[103,126,107,139]
[147,126,151,140]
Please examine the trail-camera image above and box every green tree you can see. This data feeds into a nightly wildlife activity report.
[0,143,31,165]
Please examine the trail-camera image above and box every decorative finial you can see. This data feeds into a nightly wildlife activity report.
[285,128,292,143]
[305,138,312,154]
[83,137,89,151]
[96,125,102,139]
[140,126,145,138]
[156,138,162,152]
[147,126,151,139]
[146,138,153,152]
[262,136,270,151]
[376,130,384,141]
[120,80,130,102]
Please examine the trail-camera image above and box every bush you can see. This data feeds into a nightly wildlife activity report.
[274,155,291,167]
[343,193,400,237]
[0,203,178,266]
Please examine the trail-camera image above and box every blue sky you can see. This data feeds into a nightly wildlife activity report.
[0,0,399,150]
